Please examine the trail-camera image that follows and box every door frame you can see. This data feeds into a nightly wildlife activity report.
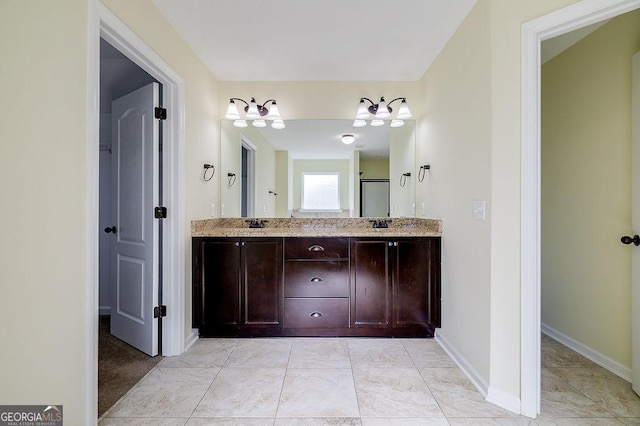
[521,0,640,417]
[87,1,186,421]
[241,136,257,217]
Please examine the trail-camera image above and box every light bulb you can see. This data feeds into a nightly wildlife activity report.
[353,119,367,128]
[233,119,248,128]
[341,134,355,144]
[252,119,267,128]
[371,119,384,127]
[375,97,390,118]
[246,98,261,119]
[390,119,405,128]
[396,99,412,119]
[266,101,281,120]
[225,100,240,119]
[356,99,370,119]
[271,119,285,129]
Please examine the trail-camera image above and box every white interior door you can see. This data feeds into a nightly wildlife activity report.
[632,51,640,396]
[108,82,159,356]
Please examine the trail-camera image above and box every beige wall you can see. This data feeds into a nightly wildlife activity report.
[218,81,424,120]
[542,10,640,368]
[418,0,494,382]
[417,0,580,403]
[275,151,292,217]
[0,1,90,423]
[360,158,390,179]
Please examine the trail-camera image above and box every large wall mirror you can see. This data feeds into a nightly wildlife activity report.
[220,119,416,218]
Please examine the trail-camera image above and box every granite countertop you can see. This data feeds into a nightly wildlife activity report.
[191,218,442,238]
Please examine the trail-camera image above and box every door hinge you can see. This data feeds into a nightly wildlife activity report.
[154,206,167,219]
[155,107,167,120]
[154,305,167,318]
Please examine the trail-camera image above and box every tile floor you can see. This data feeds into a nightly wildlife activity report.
[100,335,640,425]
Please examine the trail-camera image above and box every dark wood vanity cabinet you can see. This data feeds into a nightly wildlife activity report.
[283,237,350,332]
[192,237,283,336]
[193,235,440,337]
[351,237,441,336]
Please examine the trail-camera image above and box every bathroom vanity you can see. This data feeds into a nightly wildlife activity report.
[191,218,441,338]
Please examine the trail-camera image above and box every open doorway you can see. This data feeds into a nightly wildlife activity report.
[360,179,390,217]
[98,37,163,416]
[92,5,188,420]
[539,8,640,416]
[521,0,640,417]
[241,136,256,217]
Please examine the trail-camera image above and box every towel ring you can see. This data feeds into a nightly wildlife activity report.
[203,164,215,182]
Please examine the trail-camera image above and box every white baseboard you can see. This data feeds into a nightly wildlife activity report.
[435,329,521,415]
[435,330,489,398]
[184,329,199,352]
[541,323,631,382]
[99,306,111,316]
[487,385,522,414]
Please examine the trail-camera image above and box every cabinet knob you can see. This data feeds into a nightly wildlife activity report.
[308,244,325,252]
[309,312,323,318]
[104,226,117,234]
[309,277,323,283]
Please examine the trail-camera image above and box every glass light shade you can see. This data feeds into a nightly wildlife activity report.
[396,99,412,119]
[352,119,367,128]
[246,98,261,119]
[225,100,241,119]
[252,119,267,128]
[356,99,370,119]
[371,119,384,127]
[341,134,355,145]
[390,119,405,128]
[271,119,285,129]
[375,97,391,118]
[266,101,281,120]
[233,119,248,128]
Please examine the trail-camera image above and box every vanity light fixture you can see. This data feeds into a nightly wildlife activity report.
[341,134,355,145]
[225,97,285,129]
[353,97,412,128]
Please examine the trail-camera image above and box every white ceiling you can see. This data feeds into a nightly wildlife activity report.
[152,0,478,82]
[541,20,609,64]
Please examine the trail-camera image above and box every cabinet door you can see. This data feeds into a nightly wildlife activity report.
[201,239,241,327]
[393,238,439,328]
[350,239,390,327]
[242,239,283,326]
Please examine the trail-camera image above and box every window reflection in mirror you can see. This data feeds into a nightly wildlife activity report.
[219,119,416,218]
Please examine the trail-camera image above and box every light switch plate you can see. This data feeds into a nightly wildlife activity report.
[473,200,486,221]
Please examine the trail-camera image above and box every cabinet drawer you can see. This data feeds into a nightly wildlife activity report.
[284,261,349,297]
[284,298,349,328]
[285,237,349,260]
